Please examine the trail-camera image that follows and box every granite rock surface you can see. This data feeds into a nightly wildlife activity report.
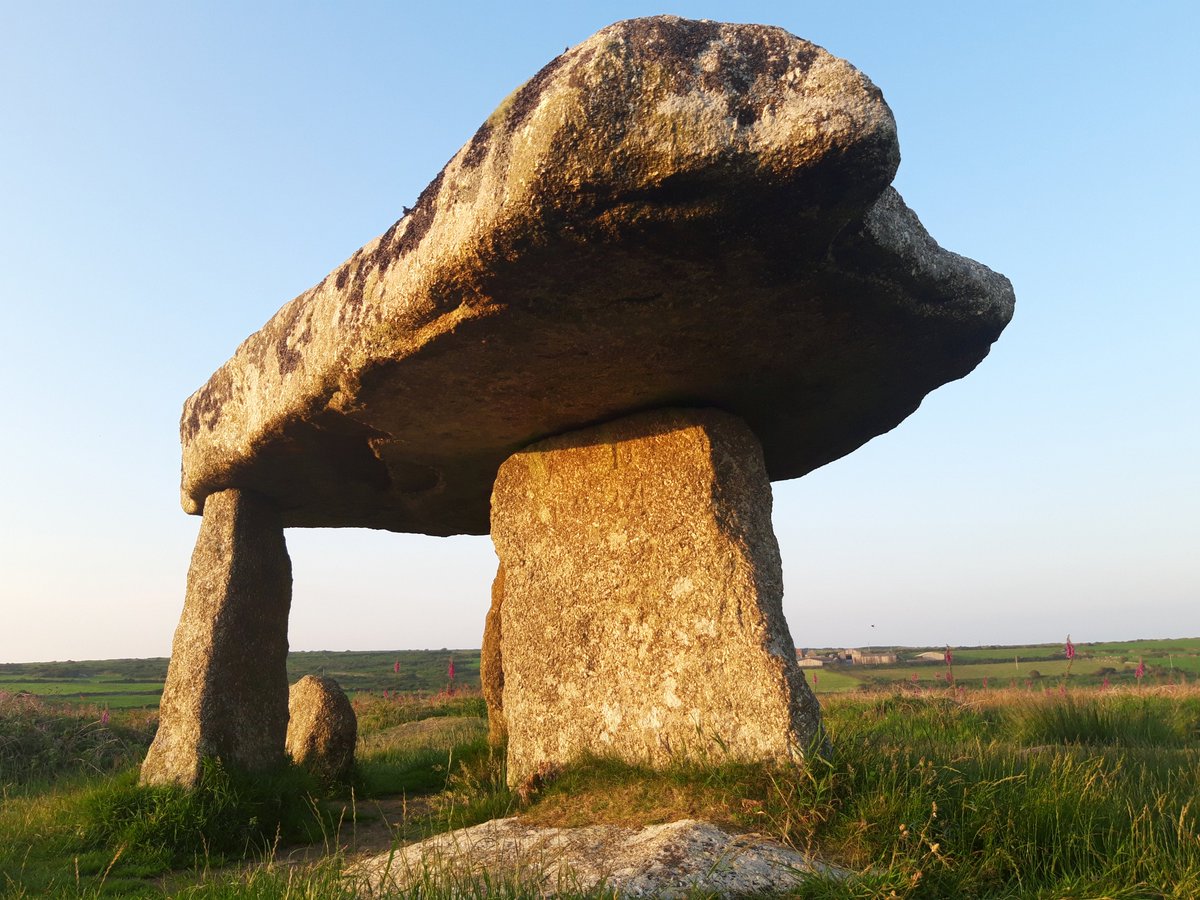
[355,817,842,897]
[141,489,292,786]
[490,408,824,787]
[179,15,1013,536]
[480,566,507,745]
[285,675,357,781]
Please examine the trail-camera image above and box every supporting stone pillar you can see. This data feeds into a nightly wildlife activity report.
[489,408,824,788]
[141,488,293,786]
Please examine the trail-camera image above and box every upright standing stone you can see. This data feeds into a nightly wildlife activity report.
[490,408,823,788]
[141,489,292,786]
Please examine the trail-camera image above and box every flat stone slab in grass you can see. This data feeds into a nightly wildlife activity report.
[355,817,843,897]
[180,15,1013,536]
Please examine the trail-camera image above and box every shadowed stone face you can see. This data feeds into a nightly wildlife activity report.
[491,408,824,787]
[179,16,1013,536]
[481,566,507,746]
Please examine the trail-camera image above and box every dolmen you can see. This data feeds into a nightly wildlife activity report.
[141,16,1014,788]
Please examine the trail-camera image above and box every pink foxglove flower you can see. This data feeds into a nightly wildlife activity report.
[448,657,456,681]
[100,708,109,726]
[1135,658,1146,681]
[1065,636,1075,660]
[393,660,400,674]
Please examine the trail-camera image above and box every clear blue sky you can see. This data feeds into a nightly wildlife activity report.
[1,2,1196,663]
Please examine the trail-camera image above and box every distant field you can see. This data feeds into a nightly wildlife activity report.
[0,649,480,708]
[798,669,860,693]
[2,639,1194,706]
[862,658,1130,686]
[1140,654,1200,674]
[286,648,480,694]
[792,638,1198,692]
[1086,638,1200,655]
[922,639,1200,665]
[0,675,164,709]
[938,645,1065,662]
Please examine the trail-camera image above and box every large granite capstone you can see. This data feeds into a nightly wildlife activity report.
[180,16,1014,535]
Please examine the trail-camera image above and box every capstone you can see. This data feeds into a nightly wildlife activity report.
[177,16,1013,536]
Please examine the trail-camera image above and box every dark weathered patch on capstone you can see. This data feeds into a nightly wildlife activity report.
[461,121,493,170]
[183,367,231,442]
[179,16,1013,533]
[504,53,570,129]
[392,169,444,260]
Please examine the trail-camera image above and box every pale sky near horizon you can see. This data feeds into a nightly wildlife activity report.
[1,2,1196,664]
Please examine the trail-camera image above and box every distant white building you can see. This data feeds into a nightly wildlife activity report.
[848,649,898,665]
[915,651,945,662]
[796,657,824,668]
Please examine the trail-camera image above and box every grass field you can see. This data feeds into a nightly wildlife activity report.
[798,669,861,692]
[4,639,1195,713]
[0,679,164,709]
[0,649,481,710]
[2,683,1197,896]
[863,657,1130,685]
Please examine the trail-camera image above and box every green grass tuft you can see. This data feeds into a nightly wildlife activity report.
[1005,690,1200,747]
[80,759,329,876]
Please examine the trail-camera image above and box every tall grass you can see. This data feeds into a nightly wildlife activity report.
[1003,687,1200,747]
[0,692,154,788]
[82,759,330,869]
[518,687,1200,898]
